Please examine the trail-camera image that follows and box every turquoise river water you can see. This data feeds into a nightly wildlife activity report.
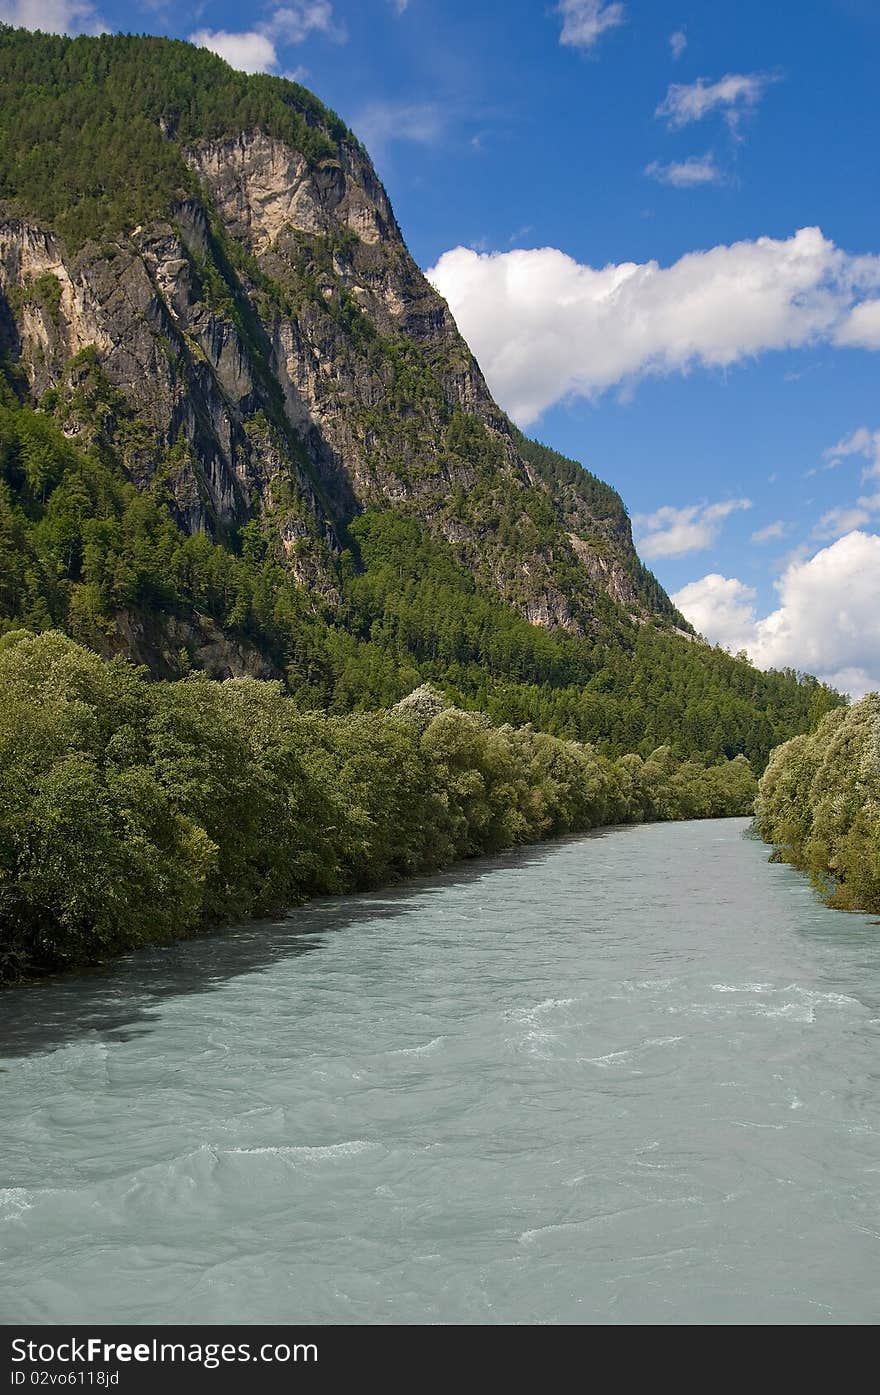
[2,817,880,1324]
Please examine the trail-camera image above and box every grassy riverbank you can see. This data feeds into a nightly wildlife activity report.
[755,694,880,914]
[0,630,759,982]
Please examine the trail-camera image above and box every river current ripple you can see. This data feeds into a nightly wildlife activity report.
[2,818,880,1324]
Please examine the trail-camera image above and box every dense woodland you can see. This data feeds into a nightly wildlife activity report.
[0,630,760,982]
[755,695,880,915]
[0,357,838,769]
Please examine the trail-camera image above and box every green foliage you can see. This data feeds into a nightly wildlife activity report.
[0,373,839,769]
[0,633,760,981]
[7,271,63,326]
[0,631,213,980]
[0,27,350,250]
[0,381,328,669]
[515,433,625,523]
[755,696,880,913]
[339,509,839,767]
[513,431,692,629]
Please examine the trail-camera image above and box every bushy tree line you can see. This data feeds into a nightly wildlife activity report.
[0,631,758,981]
[755,695,880,913]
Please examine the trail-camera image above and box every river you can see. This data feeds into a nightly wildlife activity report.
[2,817,880,1325]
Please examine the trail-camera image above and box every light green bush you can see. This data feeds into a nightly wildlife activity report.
[755,695,880,912]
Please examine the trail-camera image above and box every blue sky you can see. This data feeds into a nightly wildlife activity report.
[7,0,880,692]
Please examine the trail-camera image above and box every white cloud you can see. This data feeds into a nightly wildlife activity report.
[556,0,626,51]
[190,4,344,75]
[751,520,786,543]
[823,426,880,478]
[669,28,687,60]
[814,504,872,539]
[645,154,722,188]
[427,226,880,425]
[634,499,751,559]
[388,0,409,12]
[656,71,778,131]
[814,491,880,540]
[271,3,346,44]
[0,0,106,32]
[672,574,758,652]
[673,532,880,697]
[190,29,278,73]
[353,102,444,156]
[835,299,880,348]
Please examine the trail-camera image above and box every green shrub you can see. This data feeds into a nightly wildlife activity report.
[0,633,760,981]
[755,695,880,913]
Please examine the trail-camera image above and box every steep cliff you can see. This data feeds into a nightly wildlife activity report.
[0,27,685,643]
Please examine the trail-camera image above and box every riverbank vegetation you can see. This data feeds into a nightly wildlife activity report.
[755,694,880,914]
[0,630,758,982]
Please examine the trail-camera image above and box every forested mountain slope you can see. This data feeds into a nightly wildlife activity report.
[0,27,840,766]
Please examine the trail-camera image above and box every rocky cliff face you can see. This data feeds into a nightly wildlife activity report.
[0,40,683,646]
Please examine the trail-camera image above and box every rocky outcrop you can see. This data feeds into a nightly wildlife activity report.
[98,608,280,681]
[567,534,643,613]
[0,104,678,640]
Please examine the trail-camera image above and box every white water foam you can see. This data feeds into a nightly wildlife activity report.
[506,998,579,1054]
[519,1219,592,1245]
[508,997,577,1022]
[710,982,775,994]
[581,1035,684,1067]
[223,1141,377,1162]
[387,1036,446,1058]
[0,1187,33,1220]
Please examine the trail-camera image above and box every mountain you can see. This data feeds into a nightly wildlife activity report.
[0,27,839,767]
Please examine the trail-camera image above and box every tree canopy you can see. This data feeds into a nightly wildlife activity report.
[755,695,880,914]
[0,630,761,981]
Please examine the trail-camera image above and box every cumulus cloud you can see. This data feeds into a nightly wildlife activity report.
[673,532,880,697]
[751,520,787,543]
[835,299,880,348]
[823,426,880,478]
[672,574,758,653]
[427,226,880,425]
[645,154,722,188]
[0,0,106,32]
[633,499,751,559]
[556,0,626,51]
[190,3,344,75]
[656,71,778,131]
[190,29,278,74]
[669,28,687,60]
